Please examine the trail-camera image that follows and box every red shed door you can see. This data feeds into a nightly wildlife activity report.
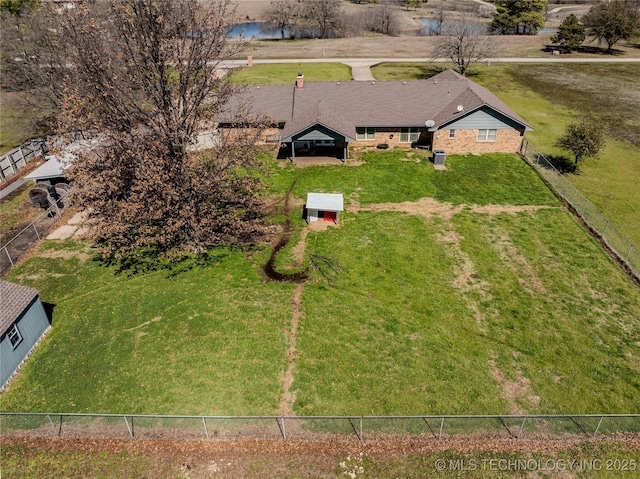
[323,211,337,222]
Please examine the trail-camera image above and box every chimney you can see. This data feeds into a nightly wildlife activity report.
[296,73,304,89]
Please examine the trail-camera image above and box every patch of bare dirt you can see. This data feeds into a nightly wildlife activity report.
[37,248,91,262]
[291,229,309,266]
[353,198,557,221]
[488,357,540,415]
[354,197,464,220]
[280,284,303,417]
[307,220,340,232]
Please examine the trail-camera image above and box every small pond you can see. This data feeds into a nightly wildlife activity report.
[226,20,556,40]
[228,22,338,39]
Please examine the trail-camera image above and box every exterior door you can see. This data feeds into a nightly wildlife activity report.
[324,211,337,222]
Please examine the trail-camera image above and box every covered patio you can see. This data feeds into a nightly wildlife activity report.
[282,123,354,164]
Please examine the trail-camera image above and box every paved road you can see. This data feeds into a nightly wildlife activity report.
[227,57,640,66]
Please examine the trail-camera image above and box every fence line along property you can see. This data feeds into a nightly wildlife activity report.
[521,140,640,281]
[0,190,70,276]
[1,413,639,442]
[0,138,47,183]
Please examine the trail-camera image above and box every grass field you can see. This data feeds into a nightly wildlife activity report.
[0,180,41,243]
[0,91,48,155]
[2,151,640,417]
[371,62,640,247]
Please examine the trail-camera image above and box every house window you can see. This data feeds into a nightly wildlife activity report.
[356,127,375,140]
[7,324,22,350]
[477,129,497,141]
[400,127,420,143]
[449,129,456,139]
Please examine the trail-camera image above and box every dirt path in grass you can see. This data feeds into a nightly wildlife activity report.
[263,172,308,282]
[434,221,492,331]
[350,198,558,220]
[279,284,303,417]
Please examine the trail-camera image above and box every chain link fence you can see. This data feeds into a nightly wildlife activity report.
[1,413,638,442]
[521,140,640,281]
[0,139,47,183]
[0,190,70,276]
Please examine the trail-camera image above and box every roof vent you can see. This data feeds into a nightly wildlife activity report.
[402,81,407,85]
[433,80,439,84]
[457,105,464,112]
[447,91,450,95]
[336,81,340,85]
[371,81,375,85]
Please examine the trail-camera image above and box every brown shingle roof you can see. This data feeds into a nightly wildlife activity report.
[227,69,532,137]
[0,280,39,336]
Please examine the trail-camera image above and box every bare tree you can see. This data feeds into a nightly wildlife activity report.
[0,3,69,131]
[54,0,272,266]
[303,0,343,38]
[365,0,399,36]
[433,17,497,76]
[431,3,447,35]
[262,0,301,39]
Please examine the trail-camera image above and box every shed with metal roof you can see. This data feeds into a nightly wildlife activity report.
[306,193,344,223]
[0,280,51,389]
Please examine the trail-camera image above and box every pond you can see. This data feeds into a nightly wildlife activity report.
[228,22,338,39]
[226,20,556,40]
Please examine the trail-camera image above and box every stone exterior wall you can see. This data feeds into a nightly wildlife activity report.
[431,129,523,154]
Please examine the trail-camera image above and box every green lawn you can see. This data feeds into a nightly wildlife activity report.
[0,91,49,155]
[2,241,293,415]
[229,62,352,84]
[371,62,640,247]
[2,152,639,417]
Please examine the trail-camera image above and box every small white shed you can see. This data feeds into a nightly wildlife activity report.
[306,193,344,223]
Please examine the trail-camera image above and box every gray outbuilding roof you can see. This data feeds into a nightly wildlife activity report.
[0,280,40,335]
[23,157,66,181]
[307,193,344,212]
[228,70,532,139]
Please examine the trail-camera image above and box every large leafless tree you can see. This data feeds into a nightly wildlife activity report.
[433,17,498,76]
[1,2,68,131]
[262,0,301,39]
[53,0,272,265]
[303,0,343,38]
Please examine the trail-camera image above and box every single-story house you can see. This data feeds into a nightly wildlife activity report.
[0,280,51,389]
[306,193,344,223]
[222,69,532,162]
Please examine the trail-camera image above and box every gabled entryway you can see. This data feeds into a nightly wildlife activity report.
[283,123,354,163]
